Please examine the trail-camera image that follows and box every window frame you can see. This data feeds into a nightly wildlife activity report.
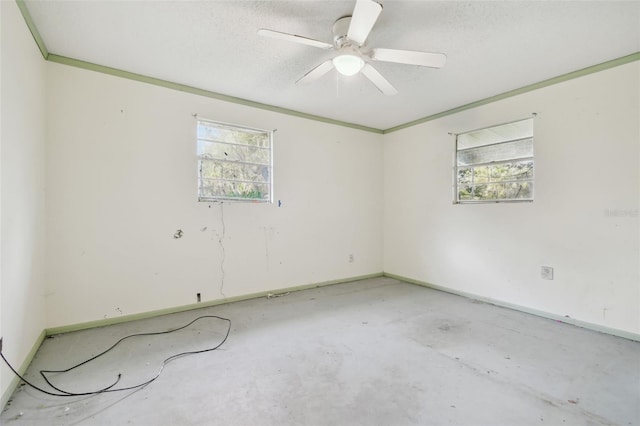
[197,118,273,203]
[453,118,534,204]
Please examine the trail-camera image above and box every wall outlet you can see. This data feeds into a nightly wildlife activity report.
[196,293,201,303]
[348,254,354,263]
[541,266,554,280]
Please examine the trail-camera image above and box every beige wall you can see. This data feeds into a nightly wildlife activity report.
[44,62,384,328]
[384,62,640,335]
[1,0,48,402]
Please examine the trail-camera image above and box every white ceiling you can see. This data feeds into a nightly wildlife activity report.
[24,0,640,131]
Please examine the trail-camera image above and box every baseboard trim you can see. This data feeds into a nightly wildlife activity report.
[45,272,385,336]
[3,270,637,411]
[384,272,640,342]
[1,273,383,410]
[1,329,46,410]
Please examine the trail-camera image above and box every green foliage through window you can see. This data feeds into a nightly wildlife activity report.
[197,119,272,202]
[455,118,534,203]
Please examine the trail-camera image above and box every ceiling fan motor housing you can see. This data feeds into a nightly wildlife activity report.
[332,16,353,48]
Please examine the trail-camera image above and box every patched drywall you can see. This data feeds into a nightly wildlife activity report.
[45,63,384,328]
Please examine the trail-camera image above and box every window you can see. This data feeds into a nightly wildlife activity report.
[455,118,534,203]
[197,119,273,202]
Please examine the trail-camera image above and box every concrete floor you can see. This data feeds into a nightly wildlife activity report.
[2,277,639,425]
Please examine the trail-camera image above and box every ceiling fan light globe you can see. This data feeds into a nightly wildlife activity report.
[332,54,365,76]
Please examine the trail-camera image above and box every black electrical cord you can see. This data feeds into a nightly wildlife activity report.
[0,315,231,397]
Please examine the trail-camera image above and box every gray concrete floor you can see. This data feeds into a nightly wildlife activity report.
[2,277,639,425]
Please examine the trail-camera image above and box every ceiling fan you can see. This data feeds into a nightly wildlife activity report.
[257,0,446,96]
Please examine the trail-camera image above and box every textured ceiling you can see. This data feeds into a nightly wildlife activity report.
[24,0,640,131]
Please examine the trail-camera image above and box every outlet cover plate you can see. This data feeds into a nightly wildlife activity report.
[541,266,554,280]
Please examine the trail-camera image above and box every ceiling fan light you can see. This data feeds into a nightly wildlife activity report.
[332,54,365,76]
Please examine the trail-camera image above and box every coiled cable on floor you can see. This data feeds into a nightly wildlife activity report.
[0,315,231,397]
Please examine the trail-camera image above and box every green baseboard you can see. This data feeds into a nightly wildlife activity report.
[384,272,640,342]
[45,272,384,336]
[1,329,46,410]
[3,270,637,412]
[1,273,383,410]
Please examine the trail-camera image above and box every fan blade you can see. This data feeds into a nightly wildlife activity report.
[257,29,333,50]
[347,0,382,46]
[371,48,447,68]
[361,64,397,96]
[296,60,335,85]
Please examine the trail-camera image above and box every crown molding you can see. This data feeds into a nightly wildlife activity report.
[14,1,640,135]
